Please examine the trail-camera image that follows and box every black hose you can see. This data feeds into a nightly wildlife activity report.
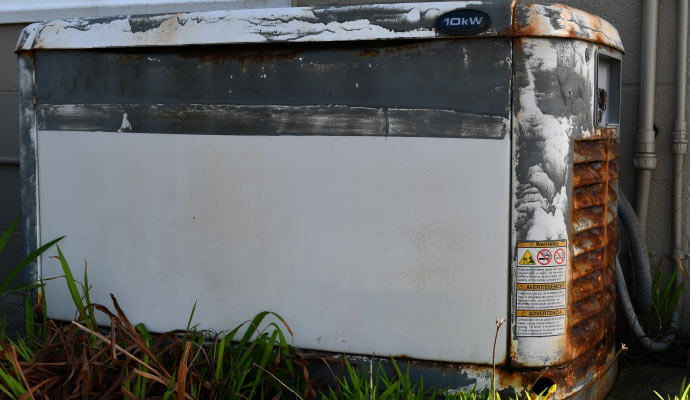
[617,191,652,315]
[616,258,678,351]
[617,191,677,351]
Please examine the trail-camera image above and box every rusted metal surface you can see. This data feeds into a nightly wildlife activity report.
[569,135,618,371]
[310,343,618,399]
[15,1,622,53]
[512,34,619,392]
[512,3,624,52]
[511,37,609,368]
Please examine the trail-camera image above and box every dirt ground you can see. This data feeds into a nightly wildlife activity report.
[607,360,690,399]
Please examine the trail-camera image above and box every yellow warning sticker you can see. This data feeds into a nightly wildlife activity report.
[519,250,536,265]
[515,240,568,337]
[517,240,567,248]
[517,309,565,317]
[516,282,566,291]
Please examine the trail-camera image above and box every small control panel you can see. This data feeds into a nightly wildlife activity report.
[595,51,621,127]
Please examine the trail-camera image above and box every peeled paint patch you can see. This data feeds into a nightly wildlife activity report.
[514,40,572,240]
[526,165,555,199]
[26,2,491,50]
[526,187,568,240]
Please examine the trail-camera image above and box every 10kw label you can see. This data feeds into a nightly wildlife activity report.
[516,240,567,337]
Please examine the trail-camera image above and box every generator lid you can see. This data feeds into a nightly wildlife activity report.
[16,1,623,52]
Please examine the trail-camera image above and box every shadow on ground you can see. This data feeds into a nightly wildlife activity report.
[608,361,689,399]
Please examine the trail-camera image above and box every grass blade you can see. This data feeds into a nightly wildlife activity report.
[177,341,192,400]
[0,382,17,400]
[6,347,33,400]
[0,367,24,398]
[23,295,33,341]
[0,236,64,295]
[0,315,6,340]
[249,329,279,397]
[0,216,19,255]
[181,302,197,344]
[55,246,84,314]
[82,260,97,330]
[39,285,47,343]
[214,334,226,381]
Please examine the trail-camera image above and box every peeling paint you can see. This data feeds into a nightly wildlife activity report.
[513,3,623,52]
[117,112,132,132]
[510,35,621,400]
[18,55,40,284]
[514,40,574,244]
[14,1,621,52]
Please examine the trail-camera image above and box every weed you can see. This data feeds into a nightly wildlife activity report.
[0,245,311,399]
[655,378,690,400]
[644,258,684,333]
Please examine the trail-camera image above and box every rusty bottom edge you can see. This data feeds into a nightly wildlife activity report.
[566,357,617,400]
[306,348,617,400]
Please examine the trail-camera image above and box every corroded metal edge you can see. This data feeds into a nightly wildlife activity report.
[566,357,617,400]
[14,1,622,52]
[14,2,510,51]
[513,3,624,52]
[17,54,40,285]
[310,346,617,399]
[37,104,510,139]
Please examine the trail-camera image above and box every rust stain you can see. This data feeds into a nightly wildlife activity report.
[572,247,605,280]
[168,42,428,66]
[573,183,605,209]
[357,49,380,57]
[571,269,602,302]
[573,205,605,232]
[510,3,623,52]
[567,135,618,377]
[500,331,616,398]
[574,140,606,162]
[382,43,423,55]
[573,162,606,187]
[117,54,143,63]
[178,49,304,65]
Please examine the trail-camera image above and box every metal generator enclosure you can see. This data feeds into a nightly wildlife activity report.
[16,2,623,398]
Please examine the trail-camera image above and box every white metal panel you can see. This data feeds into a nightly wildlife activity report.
[38,131,509,364]
[0,0,289,24]
[16,2,498,51]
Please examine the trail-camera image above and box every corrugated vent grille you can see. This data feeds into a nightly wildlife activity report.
[569,137,618,359]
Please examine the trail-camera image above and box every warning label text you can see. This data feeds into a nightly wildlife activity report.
[516,315,565,337]
[515,240,568,337]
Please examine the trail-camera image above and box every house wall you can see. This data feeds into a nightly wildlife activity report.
[1,0,689,336]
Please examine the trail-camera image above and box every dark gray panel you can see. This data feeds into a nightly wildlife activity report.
[0,233,22,289]
[0,292,25,340]
[0,93,20,158]
[0,24,27,92]
[0,166,20,228]
[38,103,507,139]
[35,39,511,119]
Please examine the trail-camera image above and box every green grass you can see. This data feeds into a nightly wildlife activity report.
[0,218,683,399]
[655,379,690,400]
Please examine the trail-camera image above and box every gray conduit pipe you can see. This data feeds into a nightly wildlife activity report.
[670,0,688,336]
[672,0,688,260]
[633,0,659,236]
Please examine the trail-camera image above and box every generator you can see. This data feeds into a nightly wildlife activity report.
[16,1,622,398]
